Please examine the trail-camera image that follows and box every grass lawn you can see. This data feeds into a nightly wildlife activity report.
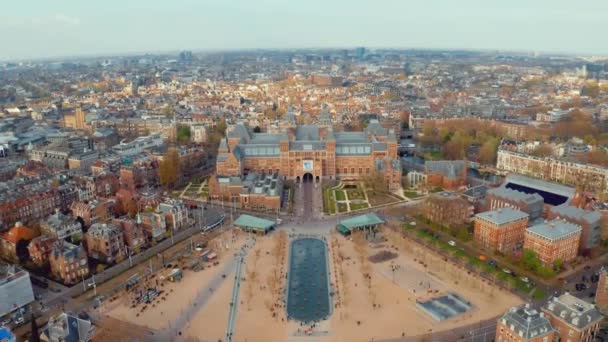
[335,190,346,201]
[430,187,444,193]
[350,202,370,211]
[424,151,444,160]
[368,191,401,206]
[323,186,337,214]
[403,191,423,199]
[337,203,349,213]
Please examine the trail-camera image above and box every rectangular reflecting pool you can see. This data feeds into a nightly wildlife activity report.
[416,292,472,321]
[287,238,331,322]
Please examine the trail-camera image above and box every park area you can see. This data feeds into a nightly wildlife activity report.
[326,230,523,341]
[323,182,403,214]
[174,178,209,200]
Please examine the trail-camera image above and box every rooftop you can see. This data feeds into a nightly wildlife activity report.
[475,207,529,225]
[487,186,544,204]
[233,214,275,231]
[504,174,575,206]
[543,293,604,329]
[526,219,582,242]
[550,205,601,224]
[500,304,554,340]
[338,213,385,230]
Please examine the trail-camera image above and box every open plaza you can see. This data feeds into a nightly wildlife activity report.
[94,203,522,342]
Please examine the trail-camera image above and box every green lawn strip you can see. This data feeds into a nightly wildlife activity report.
[335,190,346,201]
[403,191,423,199]
[349,202,370,211]
[531,287,547,300]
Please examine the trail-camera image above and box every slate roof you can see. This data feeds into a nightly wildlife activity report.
[334,132,367,143]
[526,219,582,242]
[424,160,467,179]
[295,125,321,141]
[365,119,388,136]
[500,305,554,340]
[543,293,604,330]
[487,187,544,205]
[475,207,529,225]
[550,205,601,225]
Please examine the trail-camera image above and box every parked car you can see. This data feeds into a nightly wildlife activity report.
[502,268,512,274]
[1,318,11,326]
[448,240,456,247]
[520,277,530,283]
[487,260,497,267]
[13,316,24,325]
[591,275,600,283]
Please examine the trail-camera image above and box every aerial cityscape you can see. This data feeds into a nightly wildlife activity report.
[1,1,608,342]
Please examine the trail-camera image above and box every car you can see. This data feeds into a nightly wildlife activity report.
[1,318,11,326]
[592,275,600,283]
[520,277,530,283]
[448,240,456,247]
[13,316,24,325]
[487,260,497,267]
[503,268,512,274]
[589,292,596,298]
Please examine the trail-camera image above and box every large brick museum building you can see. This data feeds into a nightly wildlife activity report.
[215,108,402,191]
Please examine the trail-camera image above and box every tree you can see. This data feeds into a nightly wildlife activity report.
[478,137,500,165]
[176,126,191,145]
[215,120,227,136]
[553,259,564,272]
[159,148,180,188]
[522,249,541,272]
[361,170,388,193]
[585,149,608,167]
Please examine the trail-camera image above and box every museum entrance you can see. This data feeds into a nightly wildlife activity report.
[303,172,314,183]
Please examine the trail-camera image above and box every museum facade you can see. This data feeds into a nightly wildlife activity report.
[215,117,402,191]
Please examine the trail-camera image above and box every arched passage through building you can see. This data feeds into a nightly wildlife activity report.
[303,172,314,183]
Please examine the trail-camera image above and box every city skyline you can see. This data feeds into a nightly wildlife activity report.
[2,0,607,60]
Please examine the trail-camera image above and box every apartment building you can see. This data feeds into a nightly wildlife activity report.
[547,205,601,253]
[40,211,82,241]
[474,208,529,254]
[495,304,554,342]
[85,223,125,264]
[524,219,582,265]
[542,293,603,342]
[486,187,544,221]
[27,235,58,267]
[421,192,473,228]
[48,241,89,285]
[497,149,608,194]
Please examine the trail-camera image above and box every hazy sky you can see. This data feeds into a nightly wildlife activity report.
[1,0,606,60]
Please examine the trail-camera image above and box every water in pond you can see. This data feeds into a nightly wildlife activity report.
[287,238,331,322]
